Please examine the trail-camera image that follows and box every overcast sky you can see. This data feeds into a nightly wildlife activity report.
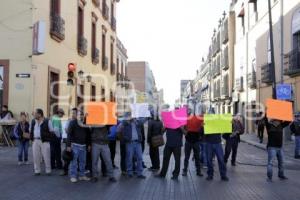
[117,0,229,105]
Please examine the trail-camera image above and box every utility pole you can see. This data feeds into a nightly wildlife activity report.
[268,0,277,99]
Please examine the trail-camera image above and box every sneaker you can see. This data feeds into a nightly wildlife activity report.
[34,173,41,176]
[121,171,127,176]
[197,172,204,177]
[221,176,229,181]
[279,176,288,180]
[109,177,117,182]
[24,161,30,165]
[70,178,78,183]
[18,162,23,166]
[182,170,187,176]
[206,176,213,181]
[267,177,272,182]
[231,162,236,166]
[137,175,146,179]
[59,171,67,176]
[294,155,300,159]
[79,176,91,181]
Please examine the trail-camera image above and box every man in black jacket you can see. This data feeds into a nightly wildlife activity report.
[67,110,91,183]
[265,116,290,182]
[256,112,265,143]
[30,109,54,176]
[290,112,300,159]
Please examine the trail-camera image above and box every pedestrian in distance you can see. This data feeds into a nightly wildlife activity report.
[117,112,146,179]
[224,114,245,166]
[66,110,91,183]
[264,115,290,182]
[256,112,265,143]
[50,108,64,170]
[290,112,300,159]
[14,112,30,165]
[30,108,55,176]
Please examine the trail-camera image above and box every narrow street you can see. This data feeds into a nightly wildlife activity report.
[1,141,300,200]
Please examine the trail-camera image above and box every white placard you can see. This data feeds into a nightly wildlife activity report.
[130,103,151,118]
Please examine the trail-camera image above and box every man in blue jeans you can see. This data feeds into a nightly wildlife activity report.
[117,112,146,179]
[264,116,290,182]
[290,112,300,159]
[205,133,228,181]
[67,110,91,183]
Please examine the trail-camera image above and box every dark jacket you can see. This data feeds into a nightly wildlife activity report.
[256,118,265,129]
[165,128,183,147]
[67,119,91,147]
[91,126,111,145]
[290,120,300,136]
[185,131,201,143]
[119,119,144,143]
[15,121,30,141]
[204,134,222,144]
[30,118,54,143]
[147,119,164,144]
[223,119,245,141]
[265,117,290,148]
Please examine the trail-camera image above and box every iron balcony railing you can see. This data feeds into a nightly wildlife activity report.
[284,48,300,77]
[50,14,65,41]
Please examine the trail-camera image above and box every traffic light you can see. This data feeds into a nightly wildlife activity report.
[67,63,76,86]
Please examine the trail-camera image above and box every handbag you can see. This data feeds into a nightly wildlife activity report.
[22,132,30,139]
[151,135,165,147]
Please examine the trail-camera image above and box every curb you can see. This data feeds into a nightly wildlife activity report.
[240,138,266,150]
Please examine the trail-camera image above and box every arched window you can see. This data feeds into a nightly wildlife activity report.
[292,8,300,50]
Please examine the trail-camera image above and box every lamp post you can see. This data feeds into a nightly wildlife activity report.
[268,0,277,99]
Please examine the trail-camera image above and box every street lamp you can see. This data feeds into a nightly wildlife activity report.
[78,70,84,79]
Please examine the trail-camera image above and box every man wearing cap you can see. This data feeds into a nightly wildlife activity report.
[290,112,300,159]
[50,109,64,170]
[117,112,146,179]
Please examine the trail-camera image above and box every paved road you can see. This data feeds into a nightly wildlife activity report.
[0,142,300,200]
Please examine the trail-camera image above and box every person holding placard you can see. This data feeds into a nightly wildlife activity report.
[223,114,244,166]
[117,112,146,179]
[264,115,290,182]
[290,112,300,159]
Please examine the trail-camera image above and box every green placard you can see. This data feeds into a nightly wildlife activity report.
[204,114,232,134]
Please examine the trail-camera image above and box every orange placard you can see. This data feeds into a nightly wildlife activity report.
[266,99,293,121]
[86,102,117,125]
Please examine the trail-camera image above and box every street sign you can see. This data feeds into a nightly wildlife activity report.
[276,84,292,100]
[16,73,30,78]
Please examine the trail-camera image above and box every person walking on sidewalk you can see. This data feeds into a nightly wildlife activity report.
[224,114,245,166]
[117,112,146,179]
[290,112,300,159]
[50,109,64,170]
[14,112,30,165]
[256,112,265,143]
[264,116,290,182]
[30,109,55,176]
[67,110,91,183]
[147,114,164,171]
[157,126,185,180]
[182,114,203,177]
[91,125,117,183]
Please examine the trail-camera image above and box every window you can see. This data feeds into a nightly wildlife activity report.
[110,42,114,74]
[77,85,84,109]
[50,0,60,16]
[91,85,96,101]
[92,22,96,55]
[101,87,105,102]
[49,71,59,115]
[78,6,84,38]
[238,6,245,35]
[102,33,106,66]
[110,90,115,102]
[292,8,300,50]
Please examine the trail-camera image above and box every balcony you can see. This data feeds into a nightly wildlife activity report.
[77,36,87,56]
[102,56,108,70]
[222,46,229,70]
[247,71,257,89]
[111,63,116,75]
[102,3,109,20]
[235,77,244,92]
[261,63,273,84]
[284,49,300,77]
[111,17,116,31]
[222,19,229,44]
[50,14,65,42]
[92,0,100,7]
[92,48,99,64]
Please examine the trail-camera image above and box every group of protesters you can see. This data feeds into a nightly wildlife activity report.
[5,104,300,183]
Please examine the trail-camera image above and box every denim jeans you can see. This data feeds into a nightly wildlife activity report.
[92,143,114,178]
[126,141,143,176]
[18,140,29,162]
[206,143,227,178]
[69,144,86,178]
[295,136,300,157]
[200,142,207,167]
[267,147,284,178]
